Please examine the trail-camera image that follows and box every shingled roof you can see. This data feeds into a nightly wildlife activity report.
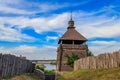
[60,28,87,41]
[58,15,87,43]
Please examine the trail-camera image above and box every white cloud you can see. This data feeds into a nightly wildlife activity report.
[0,0,21,5]
[0,1,61,14]
[0,12,69,42]
[0,24,35,42]
[1,9,119,37]
[88,41,120,55]
[0,6,119,56]
[0,12,69,33]
[38,3,63,13]
[38,0,92,13]
[0,0,34,15]
[90,41,118,45]
[0,45,57,60]
[46,36,58,41]
[73,12,120,38]
[77,21,120,38]
[0,5,36,15]
[0,10,120,41]
[0,41,119,60]
[0,0,92,14]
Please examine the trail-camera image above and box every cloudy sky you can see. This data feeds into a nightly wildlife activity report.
[0,0,120,60]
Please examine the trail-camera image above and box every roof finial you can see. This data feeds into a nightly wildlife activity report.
[68,11,74,28]
[70,11,73,21]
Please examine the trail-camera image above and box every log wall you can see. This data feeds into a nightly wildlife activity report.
[0,54,35,78]
[74,50,120,70]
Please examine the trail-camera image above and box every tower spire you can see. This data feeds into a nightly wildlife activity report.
[68,11,74,29]
[70,11,73,21]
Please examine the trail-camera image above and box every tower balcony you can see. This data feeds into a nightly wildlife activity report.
[57,43,88,51]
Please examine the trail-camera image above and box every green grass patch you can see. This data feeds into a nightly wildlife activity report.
[56,68,120,80]
[44,69,55,75]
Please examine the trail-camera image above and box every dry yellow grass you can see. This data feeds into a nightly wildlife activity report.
[0,73,42,80]
[11,75,32,80]
[11,74,42,80]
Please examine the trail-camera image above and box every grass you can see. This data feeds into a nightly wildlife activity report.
[44,69,55,75]
[0,73,42,80]
[56,68,120,80]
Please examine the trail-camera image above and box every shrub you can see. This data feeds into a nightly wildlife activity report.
[87,50,94,56]
[35,65,45,72]
[44,69,55,75]
[50,61,56,65]
[66,53,79,67]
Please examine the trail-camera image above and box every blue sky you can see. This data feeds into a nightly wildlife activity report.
[0,0,120,60]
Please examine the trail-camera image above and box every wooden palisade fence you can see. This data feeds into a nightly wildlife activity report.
[0,54,35,78]
[74,50,120,70]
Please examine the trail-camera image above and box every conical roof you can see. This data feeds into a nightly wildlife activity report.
[60,28,87,41]
[58,14,87,44]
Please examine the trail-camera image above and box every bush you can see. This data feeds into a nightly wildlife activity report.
[87,50,94,56]
[44,69,55,75]
[35,65,55,75]
[50,61,56,65]
[35,65,45,72]
[66,53,79,67]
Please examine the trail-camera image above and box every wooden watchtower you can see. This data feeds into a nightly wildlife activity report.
[56,13,88,72]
